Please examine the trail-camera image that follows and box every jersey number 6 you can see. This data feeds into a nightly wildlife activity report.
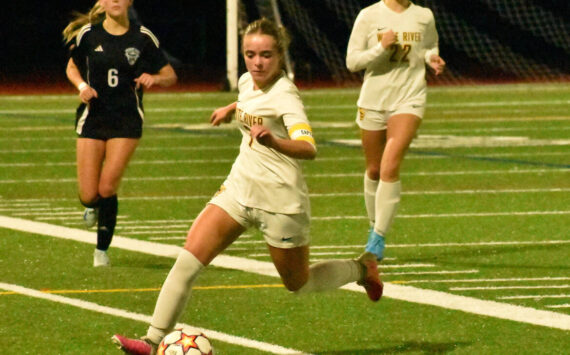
[108,69,119,87]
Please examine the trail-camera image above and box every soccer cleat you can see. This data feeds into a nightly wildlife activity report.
[365,228,385,261]
[83,207,98,228]
[93,249,110,267]
[357,251,383,302]
[112,334,157,355]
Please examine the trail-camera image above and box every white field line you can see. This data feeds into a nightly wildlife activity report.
[1,215,569,331]
[382,270,479,276]
[120,230,186,235]
[8,211,570,223]
[0,98,569,114]
[0,151,568,168]
[499,294,570,300]
[118,225,189,230]
[225,241,570,250]
[312,211,570,220]
[1,188,568,205]
[0,283,308,355]
[397,277,570,284]
[1,153,570,167]
[547,304,570,309]
[451,285,570,291]
[1,168,569,184]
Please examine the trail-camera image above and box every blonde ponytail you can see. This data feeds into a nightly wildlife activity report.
[62,2,106,43]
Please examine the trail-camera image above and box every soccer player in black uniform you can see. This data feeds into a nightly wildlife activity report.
[63,0,177,266]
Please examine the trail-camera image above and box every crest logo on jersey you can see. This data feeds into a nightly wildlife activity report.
[95,45,104,52]
[125,48,140,66]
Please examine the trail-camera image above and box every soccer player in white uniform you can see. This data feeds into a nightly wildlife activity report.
[63,0,177,267]
[113,18,383,355]
[346,0,445,261]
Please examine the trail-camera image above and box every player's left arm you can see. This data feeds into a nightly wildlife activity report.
[135,64,177,89]
[423,11,446,75]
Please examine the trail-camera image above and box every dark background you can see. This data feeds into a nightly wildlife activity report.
[1,1,569,92]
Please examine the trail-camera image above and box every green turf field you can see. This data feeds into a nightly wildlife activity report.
[1,83,569,354]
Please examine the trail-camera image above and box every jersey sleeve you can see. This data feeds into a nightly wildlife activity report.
[423,10,440,63]
[346,10,388,72]
[140,26,169,73]
[69,25,91,72]
[281,90,316,149]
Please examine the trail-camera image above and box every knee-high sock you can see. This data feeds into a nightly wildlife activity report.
[147,249,204,344]
[364,173,379,226]
[295,259,362,294]
[96,195,117,251]
[373,180,401,236]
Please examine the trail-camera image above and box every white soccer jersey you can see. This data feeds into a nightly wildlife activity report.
[346,1,439,111]
[223,71,316,214]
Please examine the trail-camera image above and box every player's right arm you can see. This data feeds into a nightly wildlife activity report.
[66,58,97,104]
[346,11,391,72]
[210,101,237,126]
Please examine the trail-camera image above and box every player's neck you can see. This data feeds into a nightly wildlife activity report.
[103,15,130,36]
[384,0,411,13]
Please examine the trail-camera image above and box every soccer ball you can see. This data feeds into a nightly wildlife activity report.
[157,326,214,355]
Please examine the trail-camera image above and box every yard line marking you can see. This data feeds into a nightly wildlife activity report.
[1,168,568,184]
[0,283,308,355]
[1,98,568,114]
[0,146,238,154]
[379,263,436,269]
[451,285,570,291]
[547,304,570,309]
[396,277,570,284]
[312,211,570,220]
[120,230,186,235]
[1,215,569,331]
[0,284,283,296]
[383,270,479,276]
[499,294,570,300]
[332,137,570,149]
[118,225,189,230]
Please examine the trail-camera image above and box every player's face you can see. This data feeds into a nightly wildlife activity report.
[243,34,282,90]
[100,0,132,18]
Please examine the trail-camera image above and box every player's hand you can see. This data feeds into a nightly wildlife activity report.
[249,125,275,148]
[79,85,98,104]
[210,106,234,126]
[429,55,446,75]
[134,73,156,89]
[381,29,397,49]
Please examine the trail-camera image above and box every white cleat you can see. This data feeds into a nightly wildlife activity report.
[83,208,98,228]
[93,249,110,267]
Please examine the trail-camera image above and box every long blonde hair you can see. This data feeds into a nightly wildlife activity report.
[62,2,106,44]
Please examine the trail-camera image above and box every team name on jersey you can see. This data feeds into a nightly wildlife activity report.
[377,31,422,42]
[236,107,263,128]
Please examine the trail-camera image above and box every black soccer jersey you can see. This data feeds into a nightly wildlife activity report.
[70,22,168,139]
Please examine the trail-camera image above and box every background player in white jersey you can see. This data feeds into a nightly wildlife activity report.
[346,0,445,261]
[63,0,177,267]
[112,18,382,355]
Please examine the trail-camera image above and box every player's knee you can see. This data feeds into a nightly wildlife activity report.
[98,182,118,198]
[284,274,309,293]
[79,192,99,207]
[380,165,400,181]
[366,168,380,181]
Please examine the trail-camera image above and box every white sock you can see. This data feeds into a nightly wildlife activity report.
[364,172,379,226]
[373,180,401,236]
[295,259,362,294]
[147,249,204,344]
